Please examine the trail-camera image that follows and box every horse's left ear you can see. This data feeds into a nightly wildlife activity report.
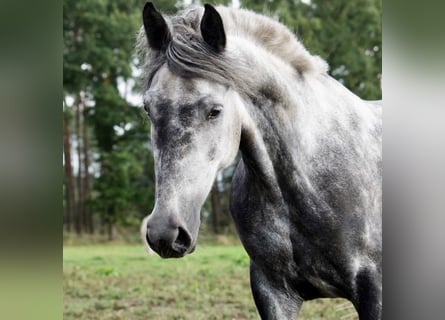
[201,4,226,52]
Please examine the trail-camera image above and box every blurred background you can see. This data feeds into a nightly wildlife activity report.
[63,0,381,244]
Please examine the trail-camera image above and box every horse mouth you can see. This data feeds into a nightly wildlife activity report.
[147,237,196,259]
[158,248,186,258]
[157,244,195,258]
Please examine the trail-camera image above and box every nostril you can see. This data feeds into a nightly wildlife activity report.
[173,227,191,254]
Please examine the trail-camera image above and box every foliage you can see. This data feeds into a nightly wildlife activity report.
[64,0,140,92]
[64,244,358,319]
[241,0,382,100]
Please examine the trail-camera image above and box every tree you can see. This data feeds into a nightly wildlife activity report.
[82,109,93,234]
[211,182,223,234]
[63,102,75,232]
[64,0,146,237]
[74,94,83,235]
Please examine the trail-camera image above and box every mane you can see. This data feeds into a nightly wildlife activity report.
[136,5,328,94]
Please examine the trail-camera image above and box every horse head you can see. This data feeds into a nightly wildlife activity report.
[141,3,242,258]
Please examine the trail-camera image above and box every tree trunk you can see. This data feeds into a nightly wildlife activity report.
[107,207,116,241]
[211,182,223,234]
[74,94,83,235]
[99,212,106,236]
[82,111,93,234]
[63,105,75,232]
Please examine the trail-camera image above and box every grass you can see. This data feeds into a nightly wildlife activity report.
[64,244,358,319]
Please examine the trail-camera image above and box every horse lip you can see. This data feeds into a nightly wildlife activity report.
[158,247,185,259]
[171,242,189,255]
[157,243,196,259]
[157,242,193,258]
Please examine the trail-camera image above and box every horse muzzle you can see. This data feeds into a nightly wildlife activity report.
[145,223,193,258]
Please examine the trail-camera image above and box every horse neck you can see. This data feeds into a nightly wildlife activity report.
[237,72,370,198]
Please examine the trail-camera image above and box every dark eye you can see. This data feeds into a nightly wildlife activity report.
[207,105,222,120]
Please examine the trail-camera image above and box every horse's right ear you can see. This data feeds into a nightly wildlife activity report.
[143,2,171,51]
[201,4,226,52]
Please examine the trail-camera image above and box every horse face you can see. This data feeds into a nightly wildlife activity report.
[143,66,242,258]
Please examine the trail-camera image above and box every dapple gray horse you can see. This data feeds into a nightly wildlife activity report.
[138,3,381,319]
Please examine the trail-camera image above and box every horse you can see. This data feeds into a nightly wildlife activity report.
[137,3,382,319]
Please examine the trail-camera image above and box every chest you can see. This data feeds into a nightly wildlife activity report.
[229,161,356,298]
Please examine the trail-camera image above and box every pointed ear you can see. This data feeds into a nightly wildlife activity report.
[201,4,226,52]
[142,2,171,51]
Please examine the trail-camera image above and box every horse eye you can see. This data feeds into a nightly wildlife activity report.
[207,105,222,120]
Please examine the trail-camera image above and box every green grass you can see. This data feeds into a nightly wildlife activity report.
[64,244,357,319]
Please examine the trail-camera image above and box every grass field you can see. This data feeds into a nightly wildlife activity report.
[63,244,358,319]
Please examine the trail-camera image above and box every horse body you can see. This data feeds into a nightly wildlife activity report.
[230,73,381,319]
[138,3,381,319]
